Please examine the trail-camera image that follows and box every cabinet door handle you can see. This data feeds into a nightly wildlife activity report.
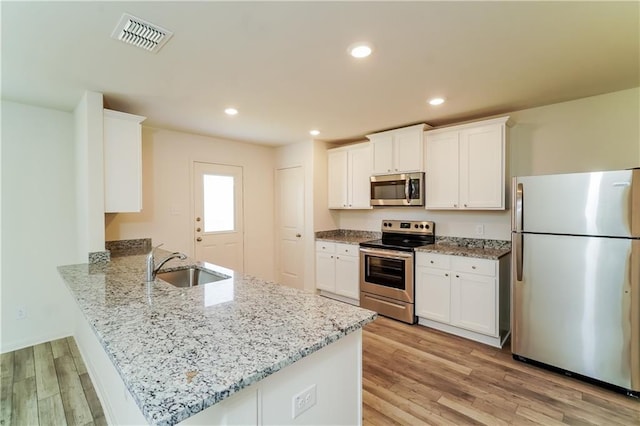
[453,204,457,208]
[445,273,448,277]
[430,260,434,264]
[196,237,202,242]
[464,204,468,207]
[456,275,460,278]
[471,266,476,269]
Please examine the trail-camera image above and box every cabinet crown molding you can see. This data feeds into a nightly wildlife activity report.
[104,108,146,123]
[426,116,511,135]
[327,141,371,153]
[366,123,431,139]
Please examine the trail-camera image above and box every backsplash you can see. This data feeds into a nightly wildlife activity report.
[88,250,110,264]
[105,238,152,257]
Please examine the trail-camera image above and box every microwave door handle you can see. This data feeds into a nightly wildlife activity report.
[405,179,410,204]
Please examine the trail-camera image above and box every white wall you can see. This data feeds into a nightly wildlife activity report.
[510,87,639,176]
[74,91,106,255]
[333,88,640,240]
[1,101,79,352]
[105,127,276,281]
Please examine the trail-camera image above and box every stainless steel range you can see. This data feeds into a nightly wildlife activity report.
[359,220,435,324]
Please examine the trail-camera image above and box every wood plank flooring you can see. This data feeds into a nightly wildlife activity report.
[0,337,105,426]
[362,316,640,425]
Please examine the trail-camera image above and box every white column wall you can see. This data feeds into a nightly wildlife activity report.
[74,90,105,255]
[1,101,78,352]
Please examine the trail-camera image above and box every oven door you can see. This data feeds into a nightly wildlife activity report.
[359,247,414,303]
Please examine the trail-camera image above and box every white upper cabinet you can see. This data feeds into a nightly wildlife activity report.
[103,109,146,213]
[327,142,372,209]
[367,124,428,174]
[425,116,510,210]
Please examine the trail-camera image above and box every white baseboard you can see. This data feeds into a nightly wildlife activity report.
[417,317,508,348]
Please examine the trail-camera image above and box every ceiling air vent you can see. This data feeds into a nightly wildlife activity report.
[111,13,173,53]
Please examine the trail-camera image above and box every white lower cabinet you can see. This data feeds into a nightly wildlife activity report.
[315,242,360,303]
[415,252,511,348]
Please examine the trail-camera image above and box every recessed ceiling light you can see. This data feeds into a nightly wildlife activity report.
[224,108,238,115]
[428,98,445,106]
[309,129,320,136]
[348,43,372,59]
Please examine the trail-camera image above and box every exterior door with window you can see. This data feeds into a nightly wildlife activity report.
[193,162,244,273]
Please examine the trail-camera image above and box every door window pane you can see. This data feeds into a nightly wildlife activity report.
[203,174,234,232]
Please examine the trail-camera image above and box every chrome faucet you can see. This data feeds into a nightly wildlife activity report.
[145,243,187,281]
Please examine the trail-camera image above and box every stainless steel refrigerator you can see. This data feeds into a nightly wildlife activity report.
[512,168,639,396]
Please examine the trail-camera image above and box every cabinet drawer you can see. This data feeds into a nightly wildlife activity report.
[316,241,336,253]
[335,243,359,257]
[452,257,496,276]
[416,253,451,269]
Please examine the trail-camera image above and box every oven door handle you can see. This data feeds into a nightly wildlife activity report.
[359,247,413,260]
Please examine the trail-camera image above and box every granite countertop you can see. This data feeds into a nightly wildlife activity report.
[315,229,381,244]
[415,242,511,260]
[58,249,376,426]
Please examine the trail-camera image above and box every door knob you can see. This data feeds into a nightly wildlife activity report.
[296,233,301,238]
[196,237,202,242]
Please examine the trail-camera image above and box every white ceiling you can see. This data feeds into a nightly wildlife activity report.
[2,1,638,146]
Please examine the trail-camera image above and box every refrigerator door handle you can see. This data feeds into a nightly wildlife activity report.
[515,233,523,281]
[515,182,523,232]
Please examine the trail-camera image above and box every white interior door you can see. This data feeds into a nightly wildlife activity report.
[276,166,305,289]
[193,162,244,272]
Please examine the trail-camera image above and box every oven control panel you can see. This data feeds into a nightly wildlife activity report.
[381,220,435,235]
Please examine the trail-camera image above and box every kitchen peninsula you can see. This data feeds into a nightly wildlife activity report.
[58,247,376,425]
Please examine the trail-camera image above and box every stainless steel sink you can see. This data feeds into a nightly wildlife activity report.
[157,267,228,288]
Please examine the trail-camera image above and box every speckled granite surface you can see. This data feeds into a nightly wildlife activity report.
[315,229,381,244]
[416,237,511,260]
[106,238,152,257]
[58,250,376,426]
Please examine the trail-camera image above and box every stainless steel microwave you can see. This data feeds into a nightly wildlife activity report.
[370,172,424,206]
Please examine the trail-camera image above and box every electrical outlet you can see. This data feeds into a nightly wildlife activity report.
[292,384,317,419]
[475,224,485,236]
[16,306,27,320]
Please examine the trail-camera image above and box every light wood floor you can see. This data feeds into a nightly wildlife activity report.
[362,316,640,425]
[0,337,105,426]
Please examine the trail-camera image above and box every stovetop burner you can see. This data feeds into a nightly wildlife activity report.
[359,220,435,252]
